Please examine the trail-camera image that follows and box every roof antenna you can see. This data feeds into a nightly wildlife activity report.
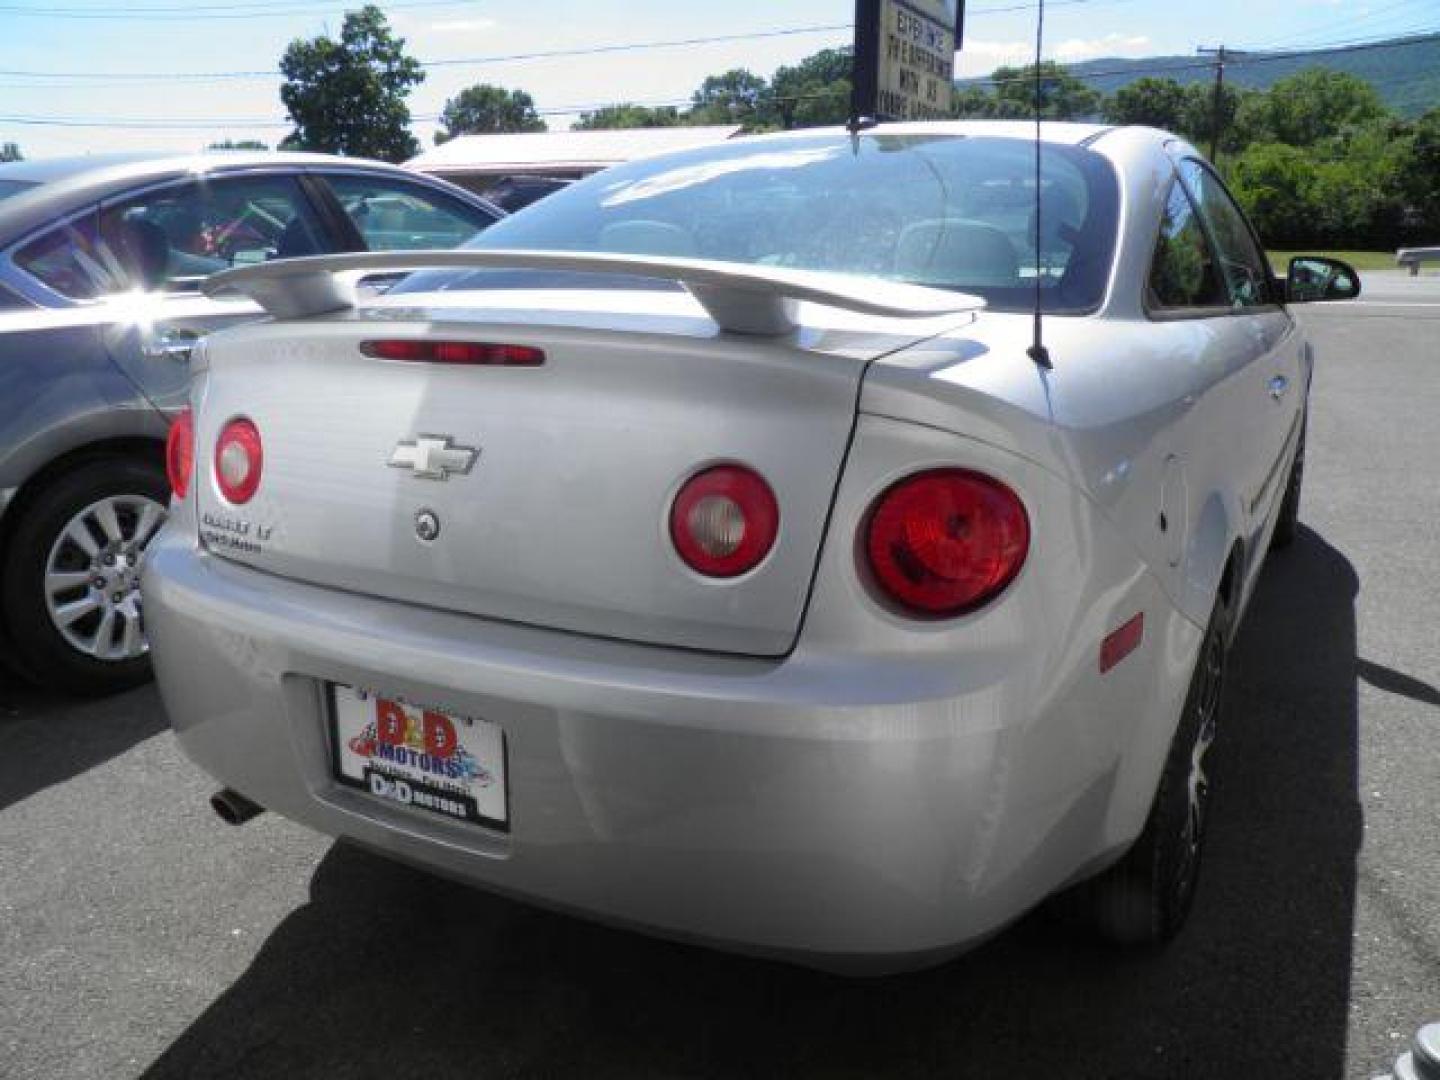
[1026,0,1052,370]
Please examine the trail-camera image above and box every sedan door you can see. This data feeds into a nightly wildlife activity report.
[8,171,340,415]
[93,172,338,412]
[1176,158,1304,556]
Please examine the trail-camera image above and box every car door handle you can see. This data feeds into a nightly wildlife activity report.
[141,328,200,362]
[1268,375,1289,401]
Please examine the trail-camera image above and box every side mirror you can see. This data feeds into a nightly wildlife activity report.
[1286,256,1361,303]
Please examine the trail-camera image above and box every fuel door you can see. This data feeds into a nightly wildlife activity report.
[1159,453,1188,569]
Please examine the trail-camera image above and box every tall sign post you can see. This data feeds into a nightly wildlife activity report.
[851,0,965,125]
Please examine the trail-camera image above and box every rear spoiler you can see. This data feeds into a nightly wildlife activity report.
[202,249,982,336]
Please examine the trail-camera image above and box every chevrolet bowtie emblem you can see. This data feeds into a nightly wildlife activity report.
[388,435,479,481]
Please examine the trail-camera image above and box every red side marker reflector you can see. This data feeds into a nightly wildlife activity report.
[1099,613,1144,674]
[360,340,545,366]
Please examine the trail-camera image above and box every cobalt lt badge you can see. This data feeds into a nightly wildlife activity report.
[414,508,441,543]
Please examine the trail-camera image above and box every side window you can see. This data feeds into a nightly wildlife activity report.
[98,175,330,292]
[1148,179,1228,312]
[1178,160,1273,308]
[12,175,329,299]
[13,211,108,300]
[325,174,495,251]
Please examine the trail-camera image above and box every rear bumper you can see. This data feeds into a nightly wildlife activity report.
[144,506,1199,971]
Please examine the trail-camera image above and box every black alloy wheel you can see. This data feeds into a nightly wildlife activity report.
[1081,594,1232,946]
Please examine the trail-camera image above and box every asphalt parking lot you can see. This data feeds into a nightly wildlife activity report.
[3,272,1438,1080]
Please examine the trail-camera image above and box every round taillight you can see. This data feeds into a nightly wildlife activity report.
[864,469,1029,617]
[669,464,779,578]
[214,418,263,505]
[165,407,194,500]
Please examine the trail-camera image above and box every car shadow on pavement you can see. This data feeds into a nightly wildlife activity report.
[0,677,166,813]
[141,526,1363,1080]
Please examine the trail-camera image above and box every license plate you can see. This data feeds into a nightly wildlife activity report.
[330,684,507,831]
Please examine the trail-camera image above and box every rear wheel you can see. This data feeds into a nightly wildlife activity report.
[1,457,168,696]
[1082,594,1230,945]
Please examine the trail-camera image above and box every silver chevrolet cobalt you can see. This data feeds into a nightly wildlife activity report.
[143,122,1358,971]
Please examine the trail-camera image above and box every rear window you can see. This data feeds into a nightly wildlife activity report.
[404,132,1120,315]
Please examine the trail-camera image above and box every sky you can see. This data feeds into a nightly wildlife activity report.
[1,0,1435,160]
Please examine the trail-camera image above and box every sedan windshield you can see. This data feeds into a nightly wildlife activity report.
[403,131,1119,314]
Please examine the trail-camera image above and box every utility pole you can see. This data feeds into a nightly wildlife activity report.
[1196,45,1250,162]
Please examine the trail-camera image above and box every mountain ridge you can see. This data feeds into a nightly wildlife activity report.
[964,31,1440,118]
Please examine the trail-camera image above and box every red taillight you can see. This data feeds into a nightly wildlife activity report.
[670,465,779,578]
[214,418,263,505]
[360,340,545,366]
[166,408,194,500]
[864,469,1029,617]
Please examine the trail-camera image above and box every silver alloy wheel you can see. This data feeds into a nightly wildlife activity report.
[43,494,167,662]
[1173,628,1224,906]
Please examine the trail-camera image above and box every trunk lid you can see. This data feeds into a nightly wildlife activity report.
[193,287,961,655]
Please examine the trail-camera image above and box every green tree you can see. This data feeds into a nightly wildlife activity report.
[435,84,546,144]
[207,139,269,151]
[1176,82,1255,157]
[769,47,852,129]
[1313,116,1412,246]
[1228,142,1318,246]
[688,68,768,127]
[1230,117,1412,248]
[992,62,1101,120]
[278,5,424,162]
[1238,68,1387,147]
[951,84,1006,119]
[1402,108,1440,234]
[1105,77,1187,131]
[573,104,682,130]
[0,141,22,162]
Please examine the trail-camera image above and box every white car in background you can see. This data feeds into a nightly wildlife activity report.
[142,121,1358,971]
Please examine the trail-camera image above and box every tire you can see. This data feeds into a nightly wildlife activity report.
[1,456,169,696]
[1270,423,1305,550]
[1081,594,1231,946]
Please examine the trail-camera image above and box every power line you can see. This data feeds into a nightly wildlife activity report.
[3,21,1435,131]
[0,0,1140,77]
[0,0,465,18]
[0,90,810,129]
[0,23,854,80]
[3,0,450,9]
[419,25,853,69]
[0,0,1114,22]
[1244,0,1434,51]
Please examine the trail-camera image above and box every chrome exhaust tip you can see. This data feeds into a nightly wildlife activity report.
[210,788,264,826]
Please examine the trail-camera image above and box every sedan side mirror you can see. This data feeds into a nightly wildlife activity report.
[1286,256,1361,303]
